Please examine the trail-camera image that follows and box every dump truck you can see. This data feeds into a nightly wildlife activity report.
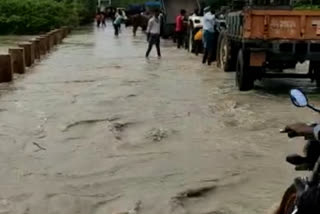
[216,3,320,91]
[161,0,201,37]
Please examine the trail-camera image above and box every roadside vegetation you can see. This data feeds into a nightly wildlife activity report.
[112,0,146,7]
[294,0,320,9]
[0,0,95,35]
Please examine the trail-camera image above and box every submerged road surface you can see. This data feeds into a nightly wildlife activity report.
[0,26,319,214]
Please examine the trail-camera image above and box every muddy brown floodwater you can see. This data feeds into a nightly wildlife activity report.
[1,25,320,214]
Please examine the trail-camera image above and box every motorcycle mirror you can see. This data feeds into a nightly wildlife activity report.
[290,89,308,108]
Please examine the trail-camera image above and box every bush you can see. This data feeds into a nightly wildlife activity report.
[0,0,95,35]
[205,0,230,10]
[294,0,320,9]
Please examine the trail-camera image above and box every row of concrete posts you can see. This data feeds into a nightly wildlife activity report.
[0,27,72,83]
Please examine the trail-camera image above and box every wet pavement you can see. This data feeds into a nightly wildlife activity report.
[0,25,320,214]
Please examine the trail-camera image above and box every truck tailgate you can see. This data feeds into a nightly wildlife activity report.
[244,10,320,40]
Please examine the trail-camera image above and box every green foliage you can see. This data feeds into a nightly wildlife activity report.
[0,0,95,35]
[112,0,146,8]
[294,0,320,9]
[203,0,229,10]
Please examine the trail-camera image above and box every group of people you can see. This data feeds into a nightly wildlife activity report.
[97,6,217,63]
[95,9,125,36]
[145,8,188,59]
[96,12,107,28]
[174,6,217,65]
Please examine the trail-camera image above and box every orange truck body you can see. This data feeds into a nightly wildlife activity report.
[243,9,320,40]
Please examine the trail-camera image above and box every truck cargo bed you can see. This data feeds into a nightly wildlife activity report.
[241,9,320,40]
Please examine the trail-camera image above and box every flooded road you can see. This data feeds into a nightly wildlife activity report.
[1,25,320,214]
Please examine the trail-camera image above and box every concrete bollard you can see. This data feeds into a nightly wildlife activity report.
[48,32,54,49]
[0,54,13,82]
[63,26,71,37]
[9,48,25,74]
[51,31,56,46]
[46,33,51,51]
[18,42,33,67]
[54,30,60,45]
[38,36,47,55]
[63,27,69,38]
[29,40,35,64]
[51,31,57,46]
[57,29,63,43]
[50,30,58,46]
[33,38,41,60]
[61,27,67,38]
[45,34,51,52]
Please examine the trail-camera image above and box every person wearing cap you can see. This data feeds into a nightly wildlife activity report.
[202,6,216,65]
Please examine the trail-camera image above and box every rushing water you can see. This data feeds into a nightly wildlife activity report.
[0,24,319,214]
[0,35,35,54]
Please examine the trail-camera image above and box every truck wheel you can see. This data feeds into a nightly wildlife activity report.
[310,61,320,87]
[218,32,236,72]
[188,27,193,52]
[236,49,254,91]
[316,71,320,88]
[216,32,223,68]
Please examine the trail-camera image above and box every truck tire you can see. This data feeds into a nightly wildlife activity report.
[218,31,236,72]
[216,32,223,68]
[316,70,320,88]
[188,23,194,52]
[236,49,254,91]
[309,61,320,87]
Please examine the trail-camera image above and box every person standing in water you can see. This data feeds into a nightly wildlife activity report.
[96,12,101,28]
[175,9,186,49]
[113,10,123,36]
[202,6,216,65]
[145,9,162,59]
[101,11,106,28]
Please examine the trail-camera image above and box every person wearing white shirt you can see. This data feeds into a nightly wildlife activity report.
[202,6,216,65]
[113,10,123,36]
[145,9,161,59]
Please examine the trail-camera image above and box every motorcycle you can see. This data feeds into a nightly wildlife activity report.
[276,89,320,214]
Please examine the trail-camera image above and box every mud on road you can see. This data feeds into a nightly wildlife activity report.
[0,26,319,214]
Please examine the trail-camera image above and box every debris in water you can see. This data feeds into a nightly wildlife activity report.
[127,94,137,98]
[170,185,218,213]
[62,117,120,132]
[112,122,132,132]
[146,128,168,142]
[112,200,142,214]
[33,142,46,151]
[0,199,11,213]
[175,185,217,199]
[110,121,135,140]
